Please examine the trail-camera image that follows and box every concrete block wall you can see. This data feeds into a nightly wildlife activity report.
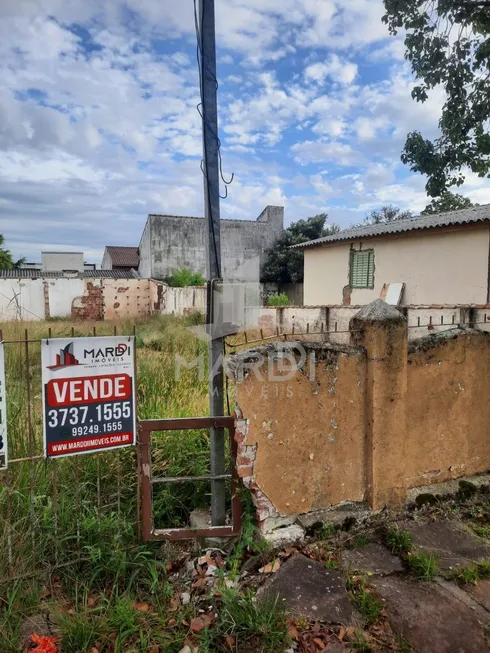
[157,284,207,316]
[241,304,490,343]
[138,205,284,281]
[102,279,152,320]
[229,300,490,528]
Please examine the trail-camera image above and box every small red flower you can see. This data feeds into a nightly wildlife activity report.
[30,632,58,653]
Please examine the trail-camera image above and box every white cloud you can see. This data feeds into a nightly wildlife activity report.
[291,140,365,166]
[2,0,490,263]
[305,55,358,85]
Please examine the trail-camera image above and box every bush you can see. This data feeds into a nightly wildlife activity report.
[267,292,289,306]
[166,268,205,287]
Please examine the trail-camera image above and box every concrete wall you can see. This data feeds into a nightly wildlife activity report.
[230,300,490,531]
[101,248,112,270]
[102,279,152,320]
[138,205,284,281]
[48,278,85,318]
[0,279,46,321]
[0,277,207,321]
[303,227,490,306]
[154,283,207,316]
[231,344,367,527]
[138,220,152,278]
[242,304,487,344]
[42,251,84,272]
[406,332,490,487]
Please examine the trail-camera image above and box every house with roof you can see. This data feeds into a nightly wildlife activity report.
[21,251,96,273]
[101,246,140,272]
[293,204,490,306]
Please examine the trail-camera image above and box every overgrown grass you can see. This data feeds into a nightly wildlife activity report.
[350,630,373,652]
[456,561,490,585]
[406,551,439,581]
[210,590,290,653]
[347,577,383,625]
[0,315,212,581]
[385,527,413,555]
[0,580,41,653]
[266,293,289,306]
[472,524,490,540]
[0,315,277,652]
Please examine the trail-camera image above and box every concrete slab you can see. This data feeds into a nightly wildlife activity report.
[297,503,371,530]
[189,508,226,549]
[465,580,490,613]
[435,578,490,622]
[372,575,488,653]
[257,553,357,624]
[340,543,404,575]
[406,472,490,504]
[407,521,490,571]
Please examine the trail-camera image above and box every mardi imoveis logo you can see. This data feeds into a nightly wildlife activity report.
[47,342,80,370]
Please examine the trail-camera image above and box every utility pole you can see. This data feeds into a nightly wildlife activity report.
[198,0,226,526]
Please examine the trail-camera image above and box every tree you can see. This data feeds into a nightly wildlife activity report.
[0,235,24,269]
[421,191,476,214]
[261,213,340,283]
[364,205,413,225]
[383,0,490,196]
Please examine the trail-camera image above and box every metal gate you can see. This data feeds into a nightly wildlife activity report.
[138,416,242,540]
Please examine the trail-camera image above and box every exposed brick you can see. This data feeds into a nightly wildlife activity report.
[43,281,51,319]
[71,282,103,321]
[237,466,254,478]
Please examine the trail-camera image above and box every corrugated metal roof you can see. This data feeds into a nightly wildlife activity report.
[0,269,140,279]
[291,203,490,249]
[105,246,140,267]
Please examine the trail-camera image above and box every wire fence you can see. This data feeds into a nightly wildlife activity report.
[0,324,139,583]
[224,311,490,350]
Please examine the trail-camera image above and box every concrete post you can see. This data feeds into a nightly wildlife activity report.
[350,300,408,510]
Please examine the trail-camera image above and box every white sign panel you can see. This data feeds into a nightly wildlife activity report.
[0,344,7,470]
[42,336,136,458]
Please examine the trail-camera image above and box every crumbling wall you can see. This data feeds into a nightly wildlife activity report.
[406,330,490,487]
[229,342,367,531]
[102,278,151,320]
[230,299,490,530]
[71,281,103,321]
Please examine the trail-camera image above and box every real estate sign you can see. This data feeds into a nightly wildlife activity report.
[0,344,7,470]
[42,336,136,458]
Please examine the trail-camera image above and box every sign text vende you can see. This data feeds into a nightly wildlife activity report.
[46,373,131,407]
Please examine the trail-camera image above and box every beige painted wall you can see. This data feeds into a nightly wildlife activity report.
[234,346,367,517]
[304,227,490,305]
[406,333,490,488]
[232,309,490,524]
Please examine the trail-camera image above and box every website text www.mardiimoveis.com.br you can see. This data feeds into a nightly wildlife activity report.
[48,433,132,454]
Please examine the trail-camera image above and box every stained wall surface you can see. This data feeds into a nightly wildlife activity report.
[138,206,284,281]
[231,303,490,526]
[233,344,367,516]
[303,227,489,306]
[406,332,490,487]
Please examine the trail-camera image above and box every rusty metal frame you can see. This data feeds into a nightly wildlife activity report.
[138,416,242,540]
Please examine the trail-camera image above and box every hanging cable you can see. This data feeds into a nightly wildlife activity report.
[193,0,234,278]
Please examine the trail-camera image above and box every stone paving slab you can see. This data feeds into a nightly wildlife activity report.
[340,543,404,575]
[435,578,490,622]
[372,575,488,653]
[465,579,490,613]
[257,553,357,624]
[407,520,490,571]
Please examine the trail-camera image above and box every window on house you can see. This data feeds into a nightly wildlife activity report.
[350,249,374,289]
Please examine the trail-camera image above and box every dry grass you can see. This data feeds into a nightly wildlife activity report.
[0,314,214,581]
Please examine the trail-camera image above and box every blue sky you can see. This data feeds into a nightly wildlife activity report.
[1,0,489,263]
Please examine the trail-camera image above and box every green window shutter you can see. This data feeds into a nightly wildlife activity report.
[350,250,374,289]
